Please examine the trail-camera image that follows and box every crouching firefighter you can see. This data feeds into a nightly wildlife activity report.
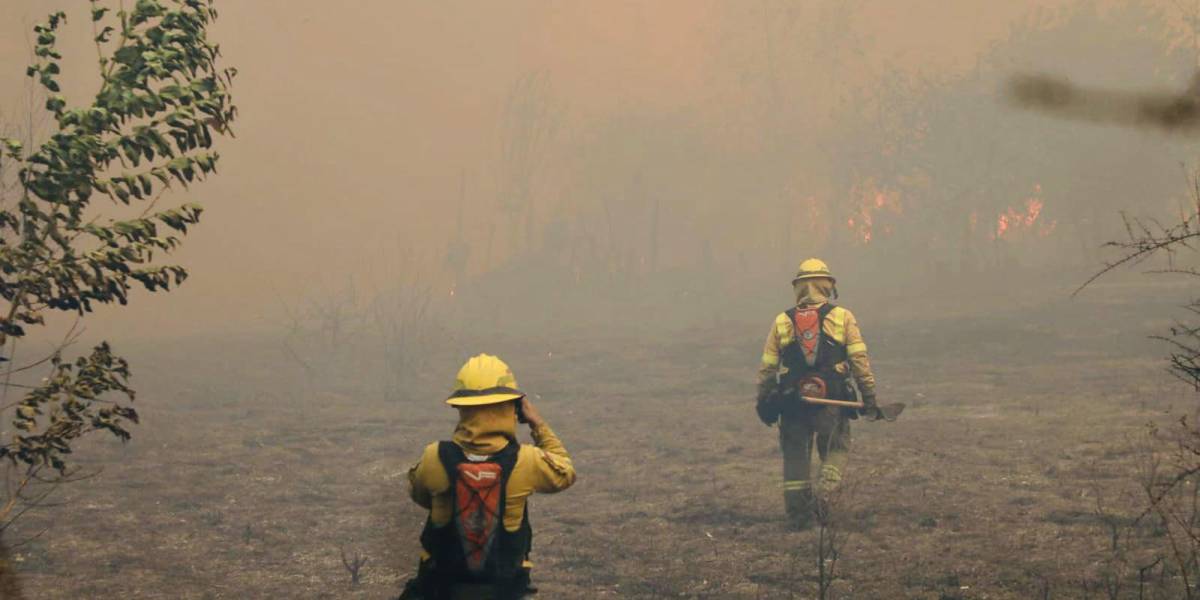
[399,354,576,600]
[755,259,884,529]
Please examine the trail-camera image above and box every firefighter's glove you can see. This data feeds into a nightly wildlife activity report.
[858,394,883,421]
[756,398,780,426]
[756,384,781,426]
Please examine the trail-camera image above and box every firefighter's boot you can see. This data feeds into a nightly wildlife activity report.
[818,461,844,494]
[814,408,850,495]
[784,482,814,530]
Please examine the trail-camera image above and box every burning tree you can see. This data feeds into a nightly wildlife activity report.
[816,0,1188,276]
[0,0,236,534]
[1003,3,1200,593]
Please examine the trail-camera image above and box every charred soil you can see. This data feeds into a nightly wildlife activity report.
[2,279,1190,599]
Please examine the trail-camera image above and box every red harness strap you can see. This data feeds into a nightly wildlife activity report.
[455,462,505,573]
[792,307,821,367]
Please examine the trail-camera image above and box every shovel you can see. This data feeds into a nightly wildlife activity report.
[800,396,905,422]
[874,403,905,422]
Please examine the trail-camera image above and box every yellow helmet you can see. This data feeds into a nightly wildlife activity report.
[792,258,835,284]
[446,354,525,407]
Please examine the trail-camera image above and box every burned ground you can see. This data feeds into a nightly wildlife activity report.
[2,277,1192,599]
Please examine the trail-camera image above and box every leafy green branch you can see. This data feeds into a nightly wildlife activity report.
[0,0,235,527]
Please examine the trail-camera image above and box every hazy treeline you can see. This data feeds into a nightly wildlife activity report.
[446,1,1200,311]
[3,0,1199,341]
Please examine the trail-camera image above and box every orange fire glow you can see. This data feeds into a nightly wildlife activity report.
[991,185,1055,240]
[817,180,1055,249]
[846,182,902,245]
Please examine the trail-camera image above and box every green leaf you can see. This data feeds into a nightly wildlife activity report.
[45,95,66,113]
[95,26,115,44]
[0,0,235,487]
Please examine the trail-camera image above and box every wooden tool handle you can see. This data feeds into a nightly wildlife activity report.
[800,396,865,408]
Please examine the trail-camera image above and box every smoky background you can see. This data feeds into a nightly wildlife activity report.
[6,0,1199,348]
[4,1,1200,597]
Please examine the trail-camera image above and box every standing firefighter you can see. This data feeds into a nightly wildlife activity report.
[756,259,886,529]
[400,354,576,600]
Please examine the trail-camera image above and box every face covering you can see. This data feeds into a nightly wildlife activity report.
[794,277,835,306]
[452,401,518,455]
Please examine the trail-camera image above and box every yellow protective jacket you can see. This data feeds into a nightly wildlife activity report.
[758,302,877,398]
[408,422,576,532]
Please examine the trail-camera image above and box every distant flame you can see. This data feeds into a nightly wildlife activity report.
[809,180,1053,251]
[991,184,1055,240]
[846,183,902,245]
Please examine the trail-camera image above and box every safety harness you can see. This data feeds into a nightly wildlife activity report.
[412,441,533,600]
[778,303,851,401]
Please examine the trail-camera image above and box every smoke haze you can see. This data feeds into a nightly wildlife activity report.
[9,0,1193,339]
[10,3,1200,598]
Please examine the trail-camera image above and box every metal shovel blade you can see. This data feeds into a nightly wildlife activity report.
[877,403,905,422]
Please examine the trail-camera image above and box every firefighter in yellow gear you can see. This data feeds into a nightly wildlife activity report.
[755,259,881,529]
[400,354,576,600]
